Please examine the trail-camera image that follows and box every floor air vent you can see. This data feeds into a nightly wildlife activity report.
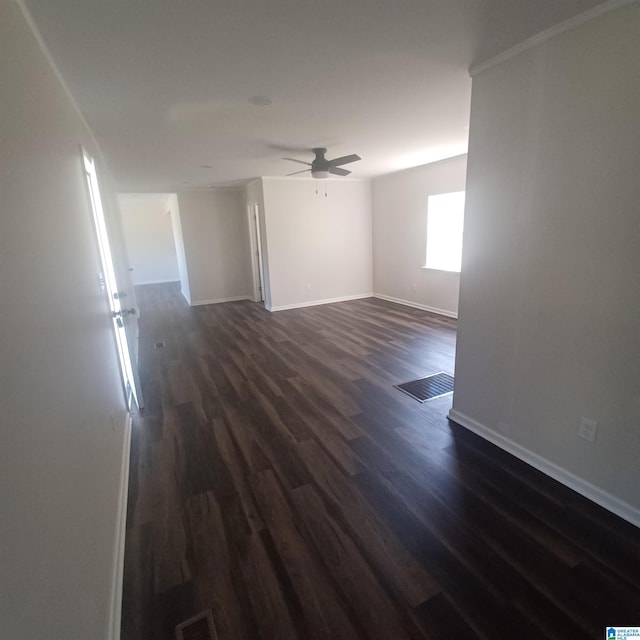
[395,372,454,403]
[176,609,217,640]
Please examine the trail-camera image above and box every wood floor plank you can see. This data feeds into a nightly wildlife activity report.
[380,457,604,635]
[288,375,363,440]
[242,394,313,490]
[290,483,415,640]
[436,437,637,578]
[375,470,531,601]
[250,469,361,640]
[222,405,272,474]
[298,439,440,607]
[276,339,363,417]
[121,523,156,639]
[413,593,481,640]
[282,378,365,475]
[122,284,640,640]
[237,530,301,640]
[351,468,522,639]
[212,417,266,533]
[394,440,586,570]
[185,491,257,640]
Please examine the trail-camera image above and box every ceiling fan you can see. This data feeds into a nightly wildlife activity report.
[284,148,361,179]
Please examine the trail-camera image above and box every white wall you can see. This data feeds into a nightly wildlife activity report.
[451,5,640,523]
[176,189,253,305]
[261,177,373,311]
[372,155,467,317]
[119,193,180,285]
[0,2,131,637]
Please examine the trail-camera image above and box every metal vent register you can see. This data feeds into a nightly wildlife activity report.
[395,372,454,403]
[176,609,217,640]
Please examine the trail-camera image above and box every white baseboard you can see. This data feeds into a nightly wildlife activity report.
[189,295,252,307]
[133,279,180,286]
[448,409,640,528]
[108,412,133,640]
[267,293,373,312]
[373,293,458,319]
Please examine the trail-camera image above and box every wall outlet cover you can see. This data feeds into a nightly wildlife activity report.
[578,417,598,442]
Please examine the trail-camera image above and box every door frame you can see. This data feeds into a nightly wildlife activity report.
[248,202,266,303]
[81,147,143,410]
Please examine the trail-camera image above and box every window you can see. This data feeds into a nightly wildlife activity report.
[424,190,465,272]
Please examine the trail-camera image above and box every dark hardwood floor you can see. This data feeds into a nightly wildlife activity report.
[122,282,640,640]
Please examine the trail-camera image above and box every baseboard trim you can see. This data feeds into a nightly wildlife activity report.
[133,279,180,286]
[108,412,133,640]
[448,409,640,528]
[267,293,373,312]
[373,293,458,319]
[189,295,252,307]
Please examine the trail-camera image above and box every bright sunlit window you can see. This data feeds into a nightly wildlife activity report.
[424,191,465,272]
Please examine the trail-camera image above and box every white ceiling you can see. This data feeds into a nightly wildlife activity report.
[24,0,608,191]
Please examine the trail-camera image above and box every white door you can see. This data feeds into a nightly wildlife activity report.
[82,149,144,410]
[253,203,266,303]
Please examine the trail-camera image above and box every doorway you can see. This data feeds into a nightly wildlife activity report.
[249,202,266,304]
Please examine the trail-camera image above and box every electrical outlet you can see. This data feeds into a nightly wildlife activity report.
[578,417,597,442]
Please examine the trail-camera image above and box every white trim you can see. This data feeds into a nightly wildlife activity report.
[372,153,469,183]
[108,412,133,640]
[176,186,243,193]
[373,293,458,319]
[447,409,640,528]
[267,293,373,312]
[261,176,372,183]
[469,0,635,77]
[248,203,266,304]
[16,1,105,156]
[247,204,260,302]
[132,279,180,286]
[189,295,252,307]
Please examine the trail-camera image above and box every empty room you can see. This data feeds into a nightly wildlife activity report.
[2,1,639,639]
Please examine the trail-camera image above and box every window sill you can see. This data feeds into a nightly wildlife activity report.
[421,266,461,274]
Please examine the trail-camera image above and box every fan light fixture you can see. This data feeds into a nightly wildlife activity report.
[284,148,361,179]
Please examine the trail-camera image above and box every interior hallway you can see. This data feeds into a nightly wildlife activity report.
[122,283,640,639]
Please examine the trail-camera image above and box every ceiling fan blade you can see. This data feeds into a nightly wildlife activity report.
[283,157,312,166]
[328,154,361,166]
[286,168,311,176]
[329,166,351,176]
